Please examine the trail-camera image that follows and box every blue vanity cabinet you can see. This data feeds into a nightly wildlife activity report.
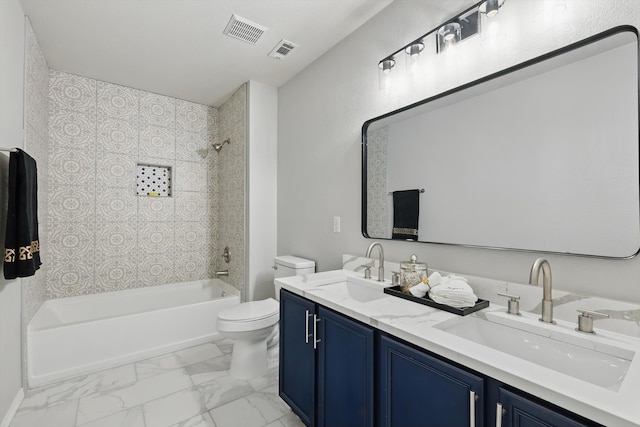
[279,290,316,426]
[493,387,599,427]
[279,290,375,427]
[317,306,374,427]
[281,289,602,427]
[378,333,484,427]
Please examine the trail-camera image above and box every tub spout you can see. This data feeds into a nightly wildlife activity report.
[216,270,229,277]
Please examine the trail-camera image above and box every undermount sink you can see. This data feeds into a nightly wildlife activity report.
[435,311,634,391]
[315,276,388,302]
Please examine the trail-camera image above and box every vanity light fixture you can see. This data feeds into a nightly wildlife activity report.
[479,0,506,17]
[405,41,425,58]
[439,23,461,43]
[378,57,396,92]
[435,7,480,54]
[437,22,461,45]
[378,58,396,74]
[378,0,498,84]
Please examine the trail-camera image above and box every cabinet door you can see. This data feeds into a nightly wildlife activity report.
[378,334,484,427]
[317,306,374,427]
[279,290,316,426]
[497,387,596,427]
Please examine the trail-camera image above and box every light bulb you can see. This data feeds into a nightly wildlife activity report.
[439,23,461,44]
[405,42,425,58]
[486,0,499,17]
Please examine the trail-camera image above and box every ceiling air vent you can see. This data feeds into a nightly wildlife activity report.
[223,15,267,45]
[269,39,299,60]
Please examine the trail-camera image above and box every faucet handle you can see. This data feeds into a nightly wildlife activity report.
[391,271,400,286]
[497,292,521,315]
[360,265,372,279]
[576,309,609,334]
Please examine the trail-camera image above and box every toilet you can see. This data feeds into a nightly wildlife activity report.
[216,255,315,379]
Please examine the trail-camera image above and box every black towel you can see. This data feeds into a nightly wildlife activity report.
[392,190,420,240]
[4,149,41,279]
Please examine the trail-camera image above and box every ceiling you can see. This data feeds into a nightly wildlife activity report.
[19,0,393,107]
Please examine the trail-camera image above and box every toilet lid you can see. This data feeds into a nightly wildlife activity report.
[218,298,279,322]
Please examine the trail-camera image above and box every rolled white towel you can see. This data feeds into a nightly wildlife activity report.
[428,274,478,307]
[429,293,477,308]
[430,280,474,297]
[427,271,442,286]
[409,281,430,298]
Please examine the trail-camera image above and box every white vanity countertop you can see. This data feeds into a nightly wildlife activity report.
[276,255,640,427]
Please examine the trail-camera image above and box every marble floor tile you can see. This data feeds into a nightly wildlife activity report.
[22,364,136,410]
[197,373,255,411]
[244,385,292,424]
[184,354,231,385]
[76,368,193,425]
[135,343,223,380]
[268,413,306,427]
[247,366,279,392]
[77,406,145,427]
[10,341,295,427]
[169,412,216,427]
[11,399,78,427]
[212,337,234,355]
[143,387,205,427]
[209,397,269,427]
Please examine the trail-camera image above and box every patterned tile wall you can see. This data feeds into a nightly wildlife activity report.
[214,85,247,295]
[23,18,50,385]
[46,70,219,298]
[367,126,389,238]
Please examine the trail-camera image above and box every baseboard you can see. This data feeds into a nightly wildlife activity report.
[0,387,24,427]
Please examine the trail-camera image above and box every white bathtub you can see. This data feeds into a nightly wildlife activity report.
[28,279,240,387]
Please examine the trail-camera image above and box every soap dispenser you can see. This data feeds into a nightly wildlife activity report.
[400,254,428,293]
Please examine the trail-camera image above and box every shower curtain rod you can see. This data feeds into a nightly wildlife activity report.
[0,147,18,152]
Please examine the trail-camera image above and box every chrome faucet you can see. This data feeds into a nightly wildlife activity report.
[365,242,385,282]
[529,258,554,324]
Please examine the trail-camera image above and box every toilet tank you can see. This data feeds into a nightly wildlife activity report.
[273,255,315,300]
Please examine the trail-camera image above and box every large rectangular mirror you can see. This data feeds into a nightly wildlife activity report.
[362,27,639,258]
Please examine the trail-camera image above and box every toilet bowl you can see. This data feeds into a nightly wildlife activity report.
[217,298,280,380]
[216,255,315,379]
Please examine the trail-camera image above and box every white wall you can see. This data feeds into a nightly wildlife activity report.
[247,81,278,301]
[278,0,640,303]
[0,0,25,423]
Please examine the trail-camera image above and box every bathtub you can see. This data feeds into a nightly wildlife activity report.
[28,279,240,387]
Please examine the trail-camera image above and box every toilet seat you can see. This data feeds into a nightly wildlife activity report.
[217,298,279,332]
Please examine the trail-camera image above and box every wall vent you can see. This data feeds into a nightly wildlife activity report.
[223,15,267,45]
[268,39,299,60]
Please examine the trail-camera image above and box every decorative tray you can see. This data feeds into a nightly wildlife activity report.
[383,286,489,316]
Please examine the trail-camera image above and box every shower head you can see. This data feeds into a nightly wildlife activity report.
[213,139,230,153]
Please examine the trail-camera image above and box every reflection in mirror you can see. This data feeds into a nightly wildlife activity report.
[362,27,639,258]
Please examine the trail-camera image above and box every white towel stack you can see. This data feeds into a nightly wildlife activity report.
[427,272,478,308]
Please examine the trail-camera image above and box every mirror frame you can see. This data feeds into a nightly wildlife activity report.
[362,25,640,258]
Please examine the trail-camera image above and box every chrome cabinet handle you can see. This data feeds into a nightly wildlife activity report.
[313,314,321,349]
[469,390,476,427]
[495,403,504,427]
[305,310,313,344]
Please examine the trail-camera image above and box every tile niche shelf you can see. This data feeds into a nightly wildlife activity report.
[136,163,172,197]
